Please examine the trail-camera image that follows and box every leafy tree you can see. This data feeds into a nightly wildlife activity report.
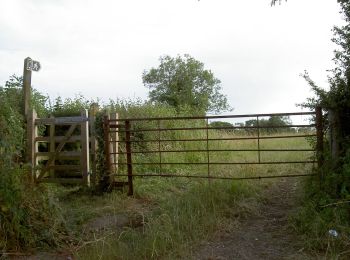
[244,115,292,134]
[209,121,234,132]
[142,54,230,114]
[2,75,48,118]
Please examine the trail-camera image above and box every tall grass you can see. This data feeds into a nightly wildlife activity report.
[292,153,350,258]
[75,179,260,260]
[75,100,313,259]
[117,125,314,180]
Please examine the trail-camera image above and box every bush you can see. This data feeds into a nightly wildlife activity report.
[0,166,67,250]
[0,76,66,251]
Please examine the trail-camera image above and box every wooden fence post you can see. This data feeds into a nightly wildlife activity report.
[27,109,38,182]
[81,109,90,186]
[23,57,32,117]
[316,106,324,180]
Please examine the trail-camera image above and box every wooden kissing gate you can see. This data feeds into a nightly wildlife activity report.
[26,106,118,186]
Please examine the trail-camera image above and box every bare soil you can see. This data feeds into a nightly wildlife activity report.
[193,178,314,260]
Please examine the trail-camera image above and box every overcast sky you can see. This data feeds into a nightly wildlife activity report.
[0,0,343,117]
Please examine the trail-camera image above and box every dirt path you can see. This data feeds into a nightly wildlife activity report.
[194,178,313,260]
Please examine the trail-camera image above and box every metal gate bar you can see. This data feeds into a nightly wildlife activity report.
[104,109,323,195]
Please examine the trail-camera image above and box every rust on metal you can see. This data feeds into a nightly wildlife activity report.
[111,148,314,155]
[158,120,162,174]
[116,161,315,165]
[125,120,133,196]
[103,115,112,185]
[104,110,318,189]
[112,173,316,180]
[257,116,261,163]
[108,134,317,143]
[116,124,314,133]
[107,111,315,122]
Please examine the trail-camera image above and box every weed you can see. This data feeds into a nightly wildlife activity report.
[75,179,259,260]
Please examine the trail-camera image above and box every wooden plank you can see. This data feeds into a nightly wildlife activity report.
[55,171,82,177]
[48,165,80,171]
[35,116,88,125]
[36,151,81,160]
[35,136,82,143]
[81,109,90,186]
[40,178,83,184]
[37,123,77,180]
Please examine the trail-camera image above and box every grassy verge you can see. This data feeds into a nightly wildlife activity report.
[57,132,312,259]
[293,176,350,259]
[73,178,260,260]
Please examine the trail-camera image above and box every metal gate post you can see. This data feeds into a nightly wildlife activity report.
[257,116,261,163]
[125,120,134,196]
[103,115,112,188]
[315,106,324,179]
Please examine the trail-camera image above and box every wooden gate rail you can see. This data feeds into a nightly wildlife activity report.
[27,109,93,185]
[104,109,323,196]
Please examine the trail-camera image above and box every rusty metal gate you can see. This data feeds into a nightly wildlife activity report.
[103,108,323,195]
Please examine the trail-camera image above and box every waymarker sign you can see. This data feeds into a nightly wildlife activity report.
[26,58,41,72]
[23,57,41,117]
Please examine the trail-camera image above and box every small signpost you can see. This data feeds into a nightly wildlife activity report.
[26,58,41,72]
[23,57,41,117]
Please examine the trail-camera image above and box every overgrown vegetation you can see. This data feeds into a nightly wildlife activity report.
[0,75,100,253]
[0,74,312,257]
[75,179,260,260]
[294,0,350,256]
[0,76,67,252]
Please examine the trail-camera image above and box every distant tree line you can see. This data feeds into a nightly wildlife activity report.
[209,115,298,134]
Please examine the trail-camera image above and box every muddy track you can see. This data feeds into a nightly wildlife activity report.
[194,178,313,260]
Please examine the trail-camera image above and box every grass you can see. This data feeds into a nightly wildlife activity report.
[48,131,314,259]
[74,179,260,260]
[121,128,314,180]
[292,177,350,259]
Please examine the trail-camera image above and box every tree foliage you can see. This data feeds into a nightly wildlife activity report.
[209,121,234,129]
[295,2,350,253]
[0,75,48,162]
[301,1,350,154]
[142,54,230,114]
[245,116,293,134]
